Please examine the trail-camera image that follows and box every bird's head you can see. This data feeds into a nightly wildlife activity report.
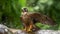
[21,7,28,15]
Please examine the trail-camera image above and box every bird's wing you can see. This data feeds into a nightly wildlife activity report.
[29,13,56,26]
[40,15,56,26]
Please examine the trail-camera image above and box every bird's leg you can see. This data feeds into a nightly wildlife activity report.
[30,24,33,30]
[28,21,33,32]
[28,25,32,32]
[24,25,30,32]
[23,25,27,31]
[24,25,31,32]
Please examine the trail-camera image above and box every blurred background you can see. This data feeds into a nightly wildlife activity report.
[0,0,60,30]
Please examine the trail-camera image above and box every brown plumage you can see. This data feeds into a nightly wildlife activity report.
[20,8,56,32]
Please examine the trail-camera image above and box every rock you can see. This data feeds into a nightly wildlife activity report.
[14,30,60,34]
[0,24,13,34]
[9,29,25,34]
[14,30,26,34]
[0,24,8,29]
[0,24,60,34]
[35,30,60,34]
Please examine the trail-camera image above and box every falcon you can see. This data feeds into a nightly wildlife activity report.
[20,7,56,32]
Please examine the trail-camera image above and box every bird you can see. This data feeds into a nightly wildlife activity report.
[20,7,56,32]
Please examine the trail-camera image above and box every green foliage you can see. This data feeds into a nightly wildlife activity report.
[0,0,23,29]
[18,0,27,7]
[35,23,50,29]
